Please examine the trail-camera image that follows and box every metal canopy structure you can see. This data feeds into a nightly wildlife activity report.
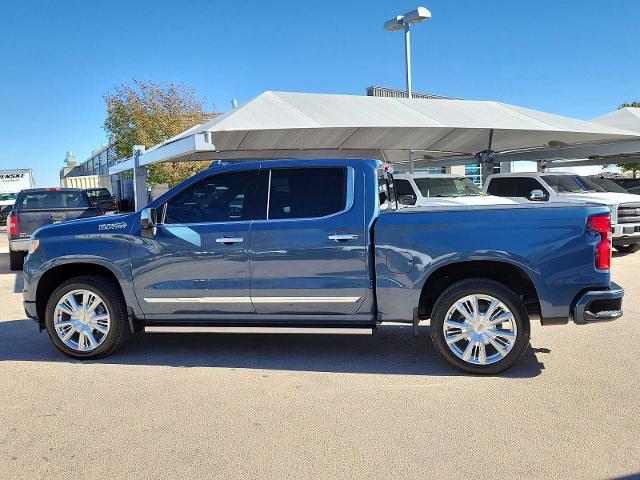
[110,91,640,175]
[539,107,640,169]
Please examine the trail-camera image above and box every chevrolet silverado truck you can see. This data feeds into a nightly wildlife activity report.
[22,160,624,374]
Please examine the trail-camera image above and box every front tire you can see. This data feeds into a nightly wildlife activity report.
[9,249,25,271]
[615,244,640,253]
[44,275,130,359]
[429,278,530,375]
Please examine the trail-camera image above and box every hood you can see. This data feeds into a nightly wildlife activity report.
[414,195,519,207]
[33,212,136,238]
[558,191,640,206]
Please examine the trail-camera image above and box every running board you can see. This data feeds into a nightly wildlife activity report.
[144,326,374,335]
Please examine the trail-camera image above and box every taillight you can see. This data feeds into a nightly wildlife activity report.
[7,212,19,236]
[588,214,612,270]
[113,198,119,211]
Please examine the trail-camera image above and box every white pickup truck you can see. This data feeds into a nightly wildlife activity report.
[394,173,518,207]
[485,172,640,253]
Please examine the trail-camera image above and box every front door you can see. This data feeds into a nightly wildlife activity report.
[131,169,258,320]
[249,166,369,316]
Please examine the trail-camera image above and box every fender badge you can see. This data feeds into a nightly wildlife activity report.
[98,221,128,231]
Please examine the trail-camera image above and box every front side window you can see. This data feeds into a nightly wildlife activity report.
[164,171,255,224]
[515,178,548,198]
[267,168,346,220]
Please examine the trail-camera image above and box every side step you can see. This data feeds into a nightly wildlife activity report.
[144,326,374,335]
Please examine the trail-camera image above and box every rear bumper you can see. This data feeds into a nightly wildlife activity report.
[572,282,624,325]
[9,238,29,252]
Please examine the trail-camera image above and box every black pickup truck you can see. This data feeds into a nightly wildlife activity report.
[7,188,101,270]
[85,188,119,214]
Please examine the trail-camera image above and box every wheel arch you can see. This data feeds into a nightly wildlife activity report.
[418,260,540,320]
[35,262,137,331]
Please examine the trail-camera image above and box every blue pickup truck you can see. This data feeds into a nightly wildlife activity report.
[22,159,624,374]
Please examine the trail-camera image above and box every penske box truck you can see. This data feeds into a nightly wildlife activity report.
[0,169,35,195]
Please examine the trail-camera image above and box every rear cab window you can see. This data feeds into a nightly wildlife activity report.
[86,188,111,198]
[17,190,91,210]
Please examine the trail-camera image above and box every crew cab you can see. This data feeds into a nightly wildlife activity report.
[23,160,624,374]
[485,172,640,253]
[8,188,101,270]
[394,173,518,207]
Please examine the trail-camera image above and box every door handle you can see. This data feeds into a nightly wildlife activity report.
[215,237,244,244]
[328,233,359,242]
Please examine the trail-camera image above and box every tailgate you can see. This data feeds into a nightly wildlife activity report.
[16,208,100,237]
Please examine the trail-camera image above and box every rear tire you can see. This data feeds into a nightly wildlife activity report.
[429,278,530,375]
[44,275,130,359]
[614,244,640,253]
[9,250,25,271]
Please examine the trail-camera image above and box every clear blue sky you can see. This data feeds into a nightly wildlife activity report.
[0,0,638,186]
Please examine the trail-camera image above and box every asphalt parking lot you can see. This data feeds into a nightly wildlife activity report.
[0,228,638,480]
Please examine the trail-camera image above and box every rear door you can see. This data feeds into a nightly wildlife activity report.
[248,166,369,315]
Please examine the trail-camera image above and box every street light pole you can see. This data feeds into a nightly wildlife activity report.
[384,7,431,173]
[384,7,431,99]
[404,24,412,98]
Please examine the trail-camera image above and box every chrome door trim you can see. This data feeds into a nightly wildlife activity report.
[143,296,361,304]
[145,326,374,334]
[144,297,252,304]
[252,296,361,303]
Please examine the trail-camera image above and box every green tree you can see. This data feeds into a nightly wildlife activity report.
[104,79,214,186]
[617,101,640,178]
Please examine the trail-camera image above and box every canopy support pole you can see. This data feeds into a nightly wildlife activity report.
[480,129,495,184]
[408,149,414,173]
[133,145,147,210]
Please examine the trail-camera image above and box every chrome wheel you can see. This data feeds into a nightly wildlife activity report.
[442,294,518,366]
[53,289,111,352]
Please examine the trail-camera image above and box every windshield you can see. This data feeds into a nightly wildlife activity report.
[542,174,605,193]
[0,193,17,201]
[414,177,483,197]
[585,176,628,193]
[18,191,91,210]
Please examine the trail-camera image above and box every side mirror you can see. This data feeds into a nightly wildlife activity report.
[140,207,157,229]
[398,194,417,206]
[529,189,547,201]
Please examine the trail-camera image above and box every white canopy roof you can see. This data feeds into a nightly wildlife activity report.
[592,107,640,132]
[110,91,640,173]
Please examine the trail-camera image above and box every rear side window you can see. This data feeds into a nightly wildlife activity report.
[267,168,346,220]
[515,178,547,198]
[486,178,517,197]
[18,191,91,210]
